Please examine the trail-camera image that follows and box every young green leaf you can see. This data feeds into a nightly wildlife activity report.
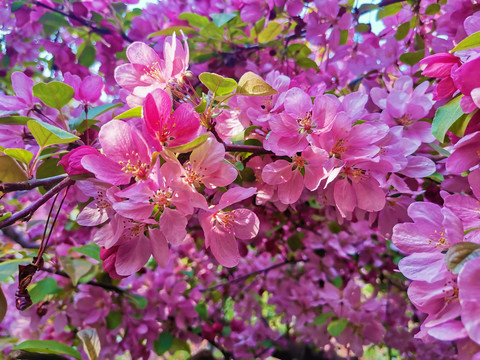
[0,155,27,183]
[27,278,59,305]
[431,95,464,142]
[166,134,210,153]
[13,340,81,360]
[114,106,142,120]
[258,21,282,43]
[3,148,33,165]
[236,72,277,96]
[0,116,34,125]
[327,318,348,337]
[199,72,237,96]
[27,120,79,147]
[32,82,74,109]
[153,332,174,355]
[451,30,480,52]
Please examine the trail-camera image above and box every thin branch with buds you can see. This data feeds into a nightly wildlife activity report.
[201,258,307,292]
[0,177,74,230]
[0,174,67,195]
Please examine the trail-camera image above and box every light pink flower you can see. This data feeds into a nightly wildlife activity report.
[64,72,103,104]
[199,187,259,267]
[0,71,36,111]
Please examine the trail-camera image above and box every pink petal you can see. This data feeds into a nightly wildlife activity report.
[351,177,385,212]
[80,75,103,103]
[159,208,187,246]
[262,160,293,185]
[126,41,161,66]
[334,178,356,218]
[167,104,201,147]
[11,71,34,104]
[231,209,259,240]
[115,235,152,276]
[278,170,304,204]
[149,228,169,268]
[218,187,257,209]
[398,252,446,282]
[81,154,132,185]
[209,228,240,268]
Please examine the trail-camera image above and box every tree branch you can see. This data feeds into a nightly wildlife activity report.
[0,178,75,230]
[33,1,133,43]
[224,144,273,155]
[0,175,67,194]
[201,259,306,292]
[1,227,39,249]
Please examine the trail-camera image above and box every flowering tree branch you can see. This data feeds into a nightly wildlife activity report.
[33,1,133,43]
[0,174,67,194]
[0,177,74,230]
[224,144,273,154]
[202,259,307,292]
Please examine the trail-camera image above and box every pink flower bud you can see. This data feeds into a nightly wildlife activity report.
[59,145,98,175]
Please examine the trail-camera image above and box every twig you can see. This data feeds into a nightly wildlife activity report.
[201,259,306,292]
[0,178,75,230]
[33,1,133,43]
[41,268,125,295]
[0,175,67,194]
[1,227,39,249]
[224,144,273,155]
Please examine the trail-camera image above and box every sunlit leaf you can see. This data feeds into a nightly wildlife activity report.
[13,340,81,360]
[166,134,209,153]
[236,72,277,96]
[78,329,101,360]
[32,82,74,109]
[27,120,79,147]
[431,95,464,142]
[199,72,237,96]
[0,155,27,183]
[452,30,480,52]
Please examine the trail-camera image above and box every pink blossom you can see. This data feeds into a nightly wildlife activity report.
[458,257,480,344]
[199,187,259,267]
[64,73,103,104]
[452,57,480,112]
[58,145,98,176]
[0,71,36,111]
[114,34,189,104]
[81,120,152,185]
[143,88,201,149]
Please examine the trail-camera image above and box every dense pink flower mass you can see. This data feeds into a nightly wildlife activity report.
[2,1,480,359]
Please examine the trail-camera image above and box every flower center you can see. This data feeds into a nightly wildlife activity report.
[332,138,349,156]
[213,211,234,230]
[183,161,204,185]
[118,151,150,180]
[428,226,450,249]
[397,114,413,126]
[144,61,165,82]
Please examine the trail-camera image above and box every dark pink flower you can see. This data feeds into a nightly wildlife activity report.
[59,145,98,176]
[64,72,103,104]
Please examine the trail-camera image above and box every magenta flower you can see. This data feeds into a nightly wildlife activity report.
[452,57,480,113]
[0,71,36,111]
[162,136,238,189]
[445,131,480,174]
[81,120,152,186]
[419,53,460,100]
[143,88,201,149]
[114,34,189,100]
[199,187,259,267]
[64,73,103,104]
[59,145,98,176]
[458,257,480,345]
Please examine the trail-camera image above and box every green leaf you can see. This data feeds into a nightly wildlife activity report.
[194,99,207,113]
[287,232,304,251]
[178,13,210,28]
[449,110,476,138]
[148,26,197,38]
[166,134,209,153]
[127,294,148,309]
[445,242,480,274]
[0,155,27,183]
[327,318,348,337]
[199,72,237,96]
[0,286,6,324]
[77,329,100,360]
[431,95,464,142]
[59,256,94,286]
[3,148,33,165]
[236,72,277,96]
[296,57,319,71]
[79,44,96,67]
[399,50,425,66]
[258,21,282,43]
[153,332,173,355]
[194,302,208,319]
[377,2,402,20]
[0,258,32,282]
[33,82,74,109]
[27,278,59,305]
[313,312,332,326]
[106,310,122,330]
[114,106,142,120]
[211,13,236,27]
[355,23,371,33]
[27,120,79,147]
[36,158,64,181]
[425,3,441,15]
[13,340,81,360]
[11,1,25,12]
[70,243,101,261]
[452,30,480,52]
[395,22,410,41]
[38,12,69,31]
[0,116,34,125]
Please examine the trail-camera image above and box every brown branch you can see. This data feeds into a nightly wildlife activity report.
[201,259,306,292]
[224,144,273,154]
[41,267,125,295]
[0,178,75,230]
[0,175,67,194]
[1,227,39,249]
[33,1,133,43]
